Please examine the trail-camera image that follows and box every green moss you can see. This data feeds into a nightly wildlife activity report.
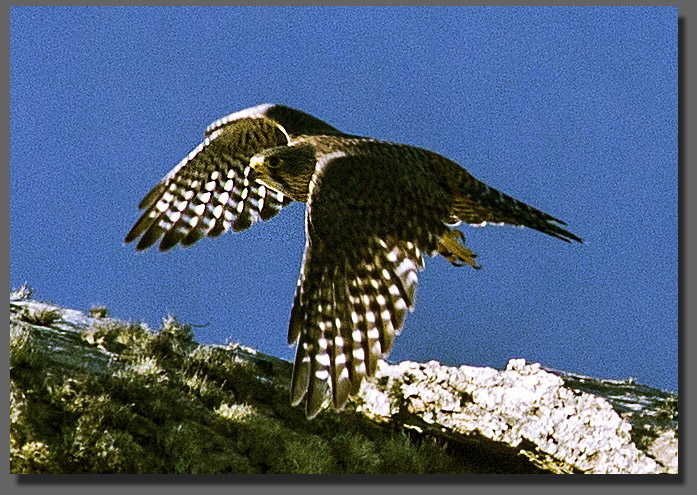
[11,441,61,474]
[329,431,382,473]
[146,315,196,368]
[89,305,110,319]
[10,283,34,301]
[378,432,465,473]
[10,305,483,474]
[17,307,61,326]
[10,323,40,369]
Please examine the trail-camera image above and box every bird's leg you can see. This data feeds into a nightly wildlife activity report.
[437,229,481,269]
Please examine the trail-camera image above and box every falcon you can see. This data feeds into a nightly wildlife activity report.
[125,103,582,418]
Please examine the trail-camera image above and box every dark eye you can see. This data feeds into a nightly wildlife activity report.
[267,156,283,169]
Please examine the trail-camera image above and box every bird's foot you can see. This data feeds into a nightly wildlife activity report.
[438,229,481,269]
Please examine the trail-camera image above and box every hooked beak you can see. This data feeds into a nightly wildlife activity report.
[248,153,281,193]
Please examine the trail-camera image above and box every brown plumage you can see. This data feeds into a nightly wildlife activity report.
[126,103,581,418]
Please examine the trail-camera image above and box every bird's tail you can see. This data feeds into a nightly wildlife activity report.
[448,166,583,244]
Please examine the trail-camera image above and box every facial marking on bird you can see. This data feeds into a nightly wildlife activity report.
[250,142,318,202]
[125,103,582,419]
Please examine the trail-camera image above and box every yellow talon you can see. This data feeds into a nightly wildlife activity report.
[438,230,481,269]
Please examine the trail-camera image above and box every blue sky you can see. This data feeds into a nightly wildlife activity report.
[10,6,678,392]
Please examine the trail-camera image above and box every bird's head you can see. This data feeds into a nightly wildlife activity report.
[250,142,317,202]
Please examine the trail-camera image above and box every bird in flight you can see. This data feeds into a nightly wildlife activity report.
[125,103,582,418]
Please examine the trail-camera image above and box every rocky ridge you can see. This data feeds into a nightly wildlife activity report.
[9,291,677,474]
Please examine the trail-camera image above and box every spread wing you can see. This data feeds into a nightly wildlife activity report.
[125,104,344,251]
[289,235,424,418]
[205,103,345,138]
[285,150,447,417]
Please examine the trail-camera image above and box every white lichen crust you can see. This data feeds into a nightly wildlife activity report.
[359,358,672,474]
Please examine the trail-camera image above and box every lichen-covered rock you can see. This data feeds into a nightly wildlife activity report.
[645,430,678,473]
[358,359,676,474]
